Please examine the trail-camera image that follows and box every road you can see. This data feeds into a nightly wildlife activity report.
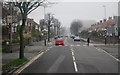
[18,37,118,74]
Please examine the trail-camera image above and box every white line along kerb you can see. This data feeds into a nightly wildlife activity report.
[94,46,120,62]
[14,52,44,74]
[102,49,120,62]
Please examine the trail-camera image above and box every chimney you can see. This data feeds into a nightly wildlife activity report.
[103,19,106,22]
[100,20,102,23]
[109,17,112,20]
[113,16,118,23]
[97,22,99,24]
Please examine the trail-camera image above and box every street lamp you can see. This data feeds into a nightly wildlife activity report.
[103,5,107,45]
[42,1,53,28]
[103,5,106,19]
[42,29,48,46]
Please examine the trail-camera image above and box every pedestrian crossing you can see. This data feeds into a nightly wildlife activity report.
[55,44,92,47]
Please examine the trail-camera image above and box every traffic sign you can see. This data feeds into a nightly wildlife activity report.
[7,16,12,23]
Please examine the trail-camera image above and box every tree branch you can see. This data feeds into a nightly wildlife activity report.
[27,0,44,12]
[27,3,41,15]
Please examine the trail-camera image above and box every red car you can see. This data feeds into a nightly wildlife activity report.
[55,38,64,46]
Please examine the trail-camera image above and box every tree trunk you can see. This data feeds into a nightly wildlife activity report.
[19,19,26,59]
[48,26,50,42]
[48,20,51,42]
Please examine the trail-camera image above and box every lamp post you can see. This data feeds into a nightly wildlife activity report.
[42,29,48,46]
[42,1,54,42]
[103,5,107,45]
[7,3,13,53]
[103,5,106,19]
[43,4,46,27]
[35,25,39,42]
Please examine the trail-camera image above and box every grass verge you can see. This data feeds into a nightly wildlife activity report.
[80,39,86,42]
[0,48,2,52]
[3,58,28,69]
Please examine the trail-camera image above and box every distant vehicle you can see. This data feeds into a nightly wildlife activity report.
[70,35,75,39]
[60,35,63,37]
[54,36,58,39]
[55,38,64,46]
[65,35,68,37]
[74,36,80,41]
[54,35,62,39]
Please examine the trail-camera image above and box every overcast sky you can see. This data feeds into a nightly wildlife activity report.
[28,0,119,28]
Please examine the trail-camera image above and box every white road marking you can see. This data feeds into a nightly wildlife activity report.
[70,47,78,72]
[72,52,74,56]
[101,49,120,62]
[14,52,44,74]
[71,48,73,51]
[73,61,78,72]
[48,55,65,73]
[71,50,73,52]
[72,56,75,61]
[46,49,50,52]
[49,46,52,49]
[94,47,120,62]
[76,45,80,46]
[83,45,87,46]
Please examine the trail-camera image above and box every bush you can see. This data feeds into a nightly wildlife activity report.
[12,38,20,43]
[2,45,10,53]
[2,40,10,53]
[0,48,2,52]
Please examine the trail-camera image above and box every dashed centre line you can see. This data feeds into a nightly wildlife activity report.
[72,52,74,56]
[72,56,75,61]
[73,61,78,72]
[70,48,78,73]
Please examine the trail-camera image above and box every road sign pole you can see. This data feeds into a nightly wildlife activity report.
[8,23,12,53]
[105,36,107,45]
[7,15,12,53]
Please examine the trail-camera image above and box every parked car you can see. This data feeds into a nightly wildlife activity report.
[74,36,80,41]
[55,38,64,46]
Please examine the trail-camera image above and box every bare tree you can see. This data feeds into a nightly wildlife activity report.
[12,0,45,59]
[70,19,83,36]
[45,13,54,41]
[52,18,61,36]
[39,19,45,30]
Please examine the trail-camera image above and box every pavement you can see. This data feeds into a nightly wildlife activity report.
[2,39,54,65]
[81,38,119,59]
[94,44,119,59]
